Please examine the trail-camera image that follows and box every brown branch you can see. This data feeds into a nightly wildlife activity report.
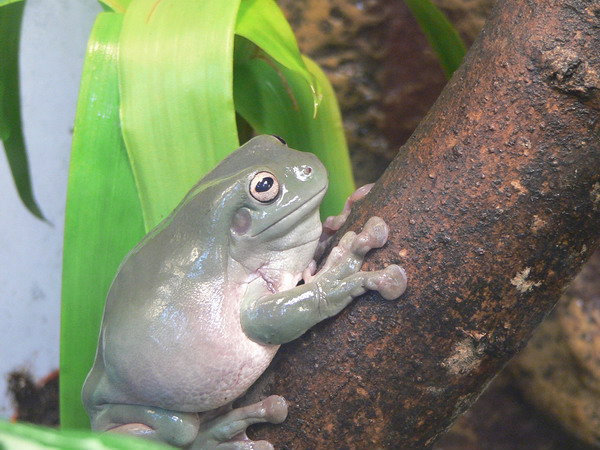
[245,0,600,447]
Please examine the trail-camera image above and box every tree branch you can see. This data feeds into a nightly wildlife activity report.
[245,0,600,447]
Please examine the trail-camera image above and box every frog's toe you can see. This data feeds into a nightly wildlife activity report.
[216,440,274,450]
[260,395,288,424]
[322,184,374,234]
[194,396,288,449]
[319,236,354,273]
[317,218,390,280]
[302,260,317,283]
[108,423,155,438]
[365,265,407,300]
[316,184,374,260]
[250,441,275,450]
[346,216,388,258]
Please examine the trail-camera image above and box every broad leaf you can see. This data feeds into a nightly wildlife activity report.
[234,38,354,217]
[60,12,145,429]
[235,0,321,114]
[403,0,466,78]
[119,0,242,230]
[98,0,131,13]
[0,0,24,6]
[98,0,131,14]
[0,421,173,449]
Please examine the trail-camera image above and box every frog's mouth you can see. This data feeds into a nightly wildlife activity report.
[251,185,327,238]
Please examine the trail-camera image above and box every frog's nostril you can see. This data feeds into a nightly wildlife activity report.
[303,166,312,175]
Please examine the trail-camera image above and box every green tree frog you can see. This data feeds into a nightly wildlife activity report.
[82,135,407,449]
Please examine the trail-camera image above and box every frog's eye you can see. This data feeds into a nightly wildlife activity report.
[250,171,279,203]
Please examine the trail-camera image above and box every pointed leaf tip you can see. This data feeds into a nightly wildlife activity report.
[0,1,46,220]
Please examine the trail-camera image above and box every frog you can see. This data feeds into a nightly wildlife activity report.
[82,134,407,449]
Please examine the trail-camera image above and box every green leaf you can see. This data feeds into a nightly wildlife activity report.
[119,0,242,230]
[60,12,145,429]
[235,0,321,115]
[0,0,24,7]
[234,38,354,217]
[0,421,174,450]
[0,0,45,220]
[403,0,466,78]
[98,0,131,13]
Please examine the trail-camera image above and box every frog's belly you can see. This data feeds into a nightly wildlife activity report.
[154,337,277,412]
[103,295,279,413]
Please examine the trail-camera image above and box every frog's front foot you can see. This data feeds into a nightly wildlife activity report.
[191,395,288,450]
[314,183,374,260]
[305,216,406,298]
[312,216,407,301]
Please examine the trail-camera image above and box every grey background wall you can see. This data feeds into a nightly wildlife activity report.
[0,0,100,417]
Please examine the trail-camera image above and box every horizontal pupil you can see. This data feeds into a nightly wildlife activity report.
[256,177,274,192]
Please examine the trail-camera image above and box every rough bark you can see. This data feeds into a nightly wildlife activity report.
[279,0,494,185]
[433,371,597,450]
[509,249,600,446]
[436,254,600,450]
[245,0,600,447]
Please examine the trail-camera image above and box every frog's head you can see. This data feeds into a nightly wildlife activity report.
[216,135,328,271]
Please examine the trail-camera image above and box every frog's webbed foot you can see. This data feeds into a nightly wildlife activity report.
[191,395,288,450]
[306,215,406,298]
[313,216,407,305]
[314,183,374,260]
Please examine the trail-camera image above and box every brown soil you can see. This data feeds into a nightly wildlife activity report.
[8,369,59,426]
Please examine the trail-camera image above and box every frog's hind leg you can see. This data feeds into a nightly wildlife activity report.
[191,395,288,450]
[91,403,200,448]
